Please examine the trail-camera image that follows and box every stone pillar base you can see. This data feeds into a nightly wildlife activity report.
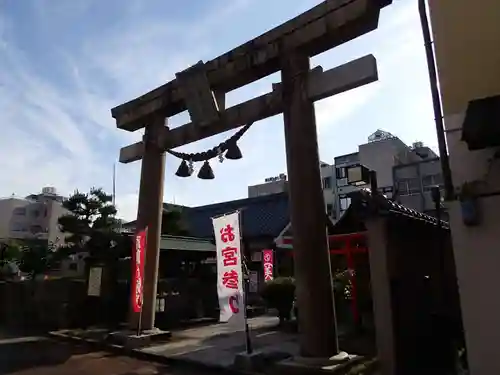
[107,328,171,349]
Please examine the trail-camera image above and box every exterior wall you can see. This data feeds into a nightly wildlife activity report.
[0,198,30,241]
[320,163,335,216]
[0,190,67,246]
[358,137,415,189]
[334,152,361,219]
[46,200,68,247]
[393,158,445,216]
[333,139,411,220]
[429,1,500,374]
[248,179,288,198]
[247,164,335,216]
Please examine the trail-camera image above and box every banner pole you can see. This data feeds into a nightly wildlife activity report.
[137,307,143,336]
[137,227,148,336]
[239,210,253,355]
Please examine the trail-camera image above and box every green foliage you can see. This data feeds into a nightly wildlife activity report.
[1,240,56,278]
[0,240,22,262]
[333,268,354,299]
[18,240,55,277]
[161,210,190,236]
[58,187,123,264]
[260,277,296,322]
[0,241,21,279]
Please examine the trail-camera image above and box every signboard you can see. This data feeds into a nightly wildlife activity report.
[262,249,274,281]
[131,229,147,313]
[212,211,245,326]
[87,267,102,296]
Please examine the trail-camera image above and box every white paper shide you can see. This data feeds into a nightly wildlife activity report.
[212,211,245,327]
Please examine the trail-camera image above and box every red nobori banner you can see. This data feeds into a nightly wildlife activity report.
[262,249,274,281]
[131,228,147,313]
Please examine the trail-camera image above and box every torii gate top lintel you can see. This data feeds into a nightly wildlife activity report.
[112,0,392,136]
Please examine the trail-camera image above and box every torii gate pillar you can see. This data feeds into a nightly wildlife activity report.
[282,53,339,357]
[129,117,166,330]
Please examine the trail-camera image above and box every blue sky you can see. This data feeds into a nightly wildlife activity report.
[0,0,437,220]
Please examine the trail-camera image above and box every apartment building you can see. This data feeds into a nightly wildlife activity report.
[0,187,67,246]
[333,130,422,218]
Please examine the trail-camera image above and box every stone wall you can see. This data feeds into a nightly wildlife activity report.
[0,279,87,333]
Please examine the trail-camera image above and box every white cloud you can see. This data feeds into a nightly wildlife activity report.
[0,0,435,221]
[0,0,254,220]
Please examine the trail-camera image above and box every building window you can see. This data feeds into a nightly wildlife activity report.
[337,178,348,187]
[323,177,332,190]
[30,225,43,234]
[397,178,421,196]
[339,196,351,211]
[422,174,444,191]
[336,167,346,179]
[13,207,26,216]
[11,223,27,232]
[380,186,394,199]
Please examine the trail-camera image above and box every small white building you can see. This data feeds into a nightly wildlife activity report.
[247,161,337,217]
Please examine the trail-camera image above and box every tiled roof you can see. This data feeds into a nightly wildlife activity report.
[275,214,339,239]
[160,235,215,252]
[350,189,449,229]
[184,192,290,239]
[277,190,448,241]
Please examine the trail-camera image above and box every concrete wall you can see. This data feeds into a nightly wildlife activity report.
[248,164,335,215]
[393,158,443,214]
[0,198,29,241]
[248,179,288,198]
[333,139,412,219]
[0,195,67,246]
[320,163,335,215]
[429,1,500,374]
[46,200,67,247]
[358,137,414,189]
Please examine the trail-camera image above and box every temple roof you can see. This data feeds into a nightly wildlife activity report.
[185,192,289,239]
[349,189,449,229]
[276,189,449,243]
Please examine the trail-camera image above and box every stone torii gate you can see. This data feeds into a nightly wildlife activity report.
[112,0,391,358]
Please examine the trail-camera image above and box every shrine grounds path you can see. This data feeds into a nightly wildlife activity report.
[0,335,214,375]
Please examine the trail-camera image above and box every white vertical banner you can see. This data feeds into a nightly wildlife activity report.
[212,211,245,328]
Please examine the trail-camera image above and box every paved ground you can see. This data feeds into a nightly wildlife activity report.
[51,316,359,371]
[0,336,210,375]
[143,316,298,368]
[52,316,299,370]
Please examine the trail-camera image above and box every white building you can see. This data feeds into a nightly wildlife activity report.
[0,187,67,247]
[247,161,337,217]
[333,130,430,219]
